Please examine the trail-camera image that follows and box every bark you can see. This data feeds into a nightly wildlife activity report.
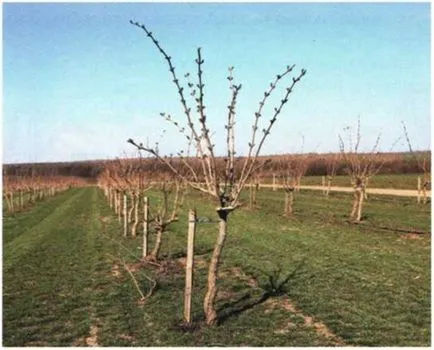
[322,176,326,195]
[350,187,364,223]
[128,193,135,223]
[10,193,15,213]
[131,193,139,238]
[326,179,332,197]
[284,190,294,216]
[356,189,365,222]
[19,191,24,210]
[350,190,359,221]
[203,209,229,326]
[151,220,163,261]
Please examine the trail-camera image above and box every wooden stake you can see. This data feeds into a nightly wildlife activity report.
[273,173,277,191]
[143,197,149,258]
[184,209,196,324]
[123,193,128,237]
[322,176,326,195]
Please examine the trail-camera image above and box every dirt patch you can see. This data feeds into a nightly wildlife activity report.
[274,320,297,334]
[177,255,208,269]
[86,325,99,346]
[225,267,259,288]
[400,233,424,240]
[264,297,345,345]
[126,261,145,273]
[118,334,135,342]
[99,216,111,223]
[25,341,49,346]
[217,289,239,300]
[111,264,121,278]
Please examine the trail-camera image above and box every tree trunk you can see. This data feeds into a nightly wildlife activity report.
[326,179,332,197]
[322,176,326,195]
[356,188,365,222]
[350,190,359,221]
[128,194,135,223]
[203,209,229,326]
[284,191,289,216]
[284,190,294,216]
[19,191,24,210]
[131,193,139,238]
[10,192,15,213]
[151,219,163,261]
[417,176,421,204]
[350,187,364,223]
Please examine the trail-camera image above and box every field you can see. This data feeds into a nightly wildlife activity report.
[272,173,423,190]
[3,185,430,346]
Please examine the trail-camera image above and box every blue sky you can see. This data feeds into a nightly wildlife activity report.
[3,2,431,163]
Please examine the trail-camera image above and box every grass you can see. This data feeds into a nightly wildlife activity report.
[2,186,430,346]
[299,173,426,190]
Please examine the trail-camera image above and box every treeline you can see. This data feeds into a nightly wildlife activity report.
[3,151,430,181]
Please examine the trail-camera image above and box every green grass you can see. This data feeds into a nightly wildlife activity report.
[3,186,431,346]
[299,173,427,190]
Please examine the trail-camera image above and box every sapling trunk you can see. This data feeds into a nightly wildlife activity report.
[128,193,134,223]
[350,190,359,221]
[322,176,326,195]
[151,218,163,261]
[284,189,294,216]
[326,178,332,197]
[10,193,15,213]
[19,191,24,210]
[131,193,139,238]
[204,209,229,326]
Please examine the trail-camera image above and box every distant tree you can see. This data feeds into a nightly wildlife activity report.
[339,118,398,223]
[324,153,340,196]
[279,153,310,216]
[127,20,306,326]
[402,121,431,204]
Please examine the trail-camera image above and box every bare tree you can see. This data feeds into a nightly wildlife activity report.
[127,20,306,325]
[279,153,310,216]
[324,153,340,197]
[402,121,431,204]
[148,177,184,261]
[339,118,398,223]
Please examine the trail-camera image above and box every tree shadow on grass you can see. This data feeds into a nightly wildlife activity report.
[217,261,305,325]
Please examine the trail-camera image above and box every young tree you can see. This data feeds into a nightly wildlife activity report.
[339,118,397,223]
[324,153,340,197]
[402,121,431,204]
[127,20,306,325]
[148,177,184,261]
[279,153,310,216]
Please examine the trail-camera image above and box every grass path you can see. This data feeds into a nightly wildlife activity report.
[3,187,430,346]
[3,187,132,346]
